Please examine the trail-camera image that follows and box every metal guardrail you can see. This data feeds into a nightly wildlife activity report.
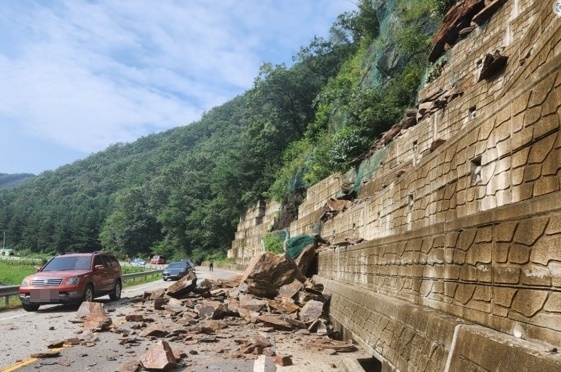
[0,269,162,307]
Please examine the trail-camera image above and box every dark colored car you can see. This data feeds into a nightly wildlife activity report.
[181,259,195,268]
[19,251,123,312]
[162,261,192,281]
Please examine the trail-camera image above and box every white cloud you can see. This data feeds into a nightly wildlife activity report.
[0,0,356,169]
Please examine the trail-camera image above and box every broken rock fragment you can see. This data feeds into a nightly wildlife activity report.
[77,302,112,331]
[275,355,293,366]
[47,340,65,349]
[125,314,144,322]
[309,339,358,352]
[277,280,303,299]
[165,297,185,314]
[139,340,176,371]
[239,294,267,312]
[194,278,213,294]
[299,300,324,323]
[116,360,141,372]
[268,298,300,314]
[256,315,292,330]
[140,325,170,338]
[30,350,61,358]
[195,300,225,319]
[144,288,166,300]
[294,243,317,276]
[166,270,197,298]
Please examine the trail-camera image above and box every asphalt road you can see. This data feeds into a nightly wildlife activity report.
[0,266,247,372]
[0,266,367,372]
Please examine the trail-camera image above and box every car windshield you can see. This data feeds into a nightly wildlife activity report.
[42,256,91,271]
[167,262,185,269]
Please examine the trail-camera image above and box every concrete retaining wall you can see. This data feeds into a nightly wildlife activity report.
[229,1,561,369]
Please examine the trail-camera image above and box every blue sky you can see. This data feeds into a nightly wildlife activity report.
[0,1,356,175]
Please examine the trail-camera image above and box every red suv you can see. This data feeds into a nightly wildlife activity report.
[19,252,123,312]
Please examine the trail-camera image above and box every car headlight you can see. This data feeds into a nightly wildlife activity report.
[21,278,29,286]
[66,277,81,285]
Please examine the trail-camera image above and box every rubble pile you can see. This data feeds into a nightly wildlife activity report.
[29,256,359,371]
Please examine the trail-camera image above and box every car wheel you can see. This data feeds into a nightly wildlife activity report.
[83,284,95,302]
[22,303,40,312]
[163,278,167,281]
[109,280,122,300]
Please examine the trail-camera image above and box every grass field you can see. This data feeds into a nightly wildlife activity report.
[0,260,40,286]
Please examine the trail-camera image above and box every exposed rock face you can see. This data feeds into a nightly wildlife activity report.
[472,0,508,25]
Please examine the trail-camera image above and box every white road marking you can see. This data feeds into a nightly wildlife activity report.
[0,313,26,322]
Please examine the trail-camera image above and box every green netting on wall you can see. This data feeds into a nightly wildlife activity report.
[350,145,388,195]
[375,0,401,35]
[363,0,410,89]
[310,220,324,235]
[285,235,317,260]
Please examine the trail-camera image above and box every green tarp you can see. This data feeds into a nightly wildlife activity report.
[285,235,317,260]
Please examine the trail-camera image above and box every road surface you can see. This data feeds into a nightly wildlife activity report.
[0,266,367,371]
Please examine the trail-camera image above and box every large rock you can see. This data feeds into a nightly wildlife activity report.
[299,300,324,323]
[165,297,185,314]
[166,269,197,298]
[77,302,112,331]
[139,340,176,370]
[239,294,267,312]
[195,300,225,319]
[277,280,303,299]
[140,325,170,338]
[294,244,317,276]
[240,252,305,298]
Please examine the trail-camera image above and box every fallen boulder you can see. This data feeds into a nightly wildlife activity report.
[241,252,305,298]
[139,340,176,371]
[77,302,112,331]
[166,269,197,298]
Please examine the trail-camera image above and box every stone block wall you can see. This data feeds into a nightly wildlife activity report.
[319,200,561,349]
[299,0,561,244]
[314,1,561,369]
[228,200,280,264]
[229,1,561,369]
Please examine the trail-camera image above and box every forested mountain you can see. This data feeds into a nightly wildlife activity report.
[0,1,452,263]
[0,173,35,189]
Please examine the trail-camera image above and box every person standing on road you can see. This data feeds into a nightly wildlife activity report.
[209,260,214,271]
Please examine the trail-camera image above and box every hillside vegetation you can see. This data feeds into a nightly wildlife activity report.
[0,0,451,263]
